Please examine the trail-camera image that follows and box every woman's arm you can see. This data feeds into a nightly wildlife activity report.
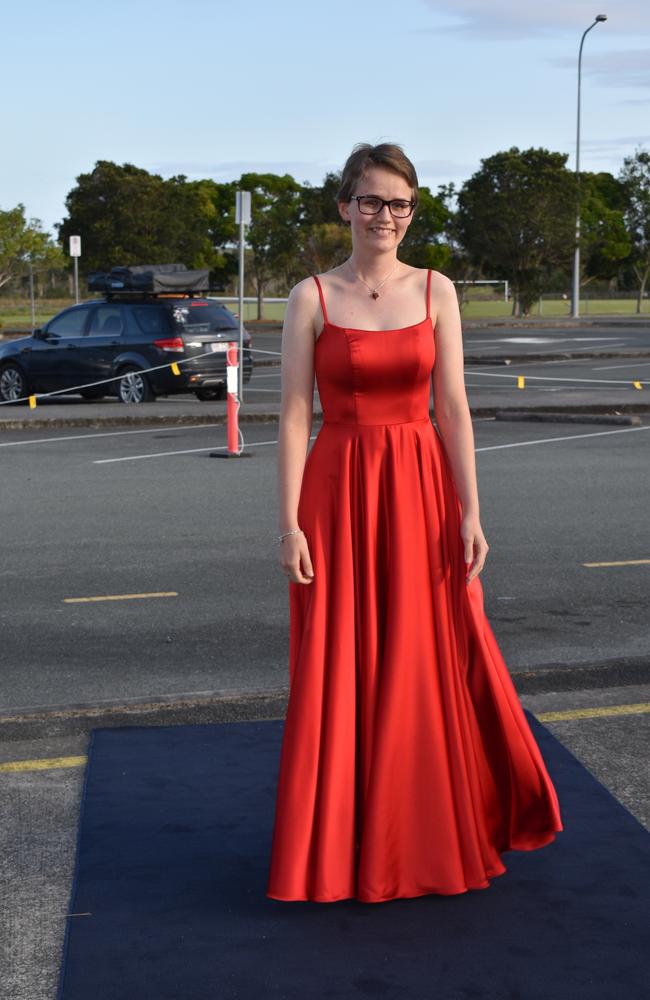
[277,279,317,584]
[430,273,489,582]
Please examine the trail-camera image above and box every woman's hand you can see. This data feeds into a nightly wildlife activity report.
[460,515,489,584]
[278,531,315,584]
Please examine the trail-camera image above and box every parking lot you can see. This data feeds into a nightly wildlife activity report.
[1,323,649,999]
[1,413,649,710]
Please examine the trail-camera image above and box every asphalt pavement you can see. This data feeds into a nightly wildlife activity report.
[2,411,648,711]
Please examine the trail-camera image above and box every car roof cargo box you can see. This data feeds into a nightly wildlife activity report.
[86,263,209,293]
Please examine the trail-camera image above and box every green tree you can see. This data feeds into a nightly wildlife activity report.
[434,183,482,310]
[58,161,220,275]
[298,222,352,278]
[398,185,450,271]
[579,172,631,287]
[198,179,239,289]
[0,204,63,289]
[237,172,303,318]
[619,148,650,312]
[456,147,576,315]
[301,172,342,226]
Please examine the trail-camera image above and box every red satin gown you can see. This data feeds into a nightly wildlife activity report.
[266,270,563,904]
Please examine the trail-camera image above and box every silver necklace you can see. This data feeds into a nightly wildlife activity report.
[348,260,399,299]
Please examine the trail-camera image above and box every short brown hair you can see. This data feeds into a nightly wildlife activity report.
[337,142,419,209]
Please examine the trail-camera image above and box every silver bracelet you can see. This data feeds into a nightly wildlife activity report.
[277,528,303,543]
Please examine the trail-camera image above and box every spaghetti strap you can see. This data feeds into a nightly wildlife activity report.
[426,268,432,319]
[312,275,329,326]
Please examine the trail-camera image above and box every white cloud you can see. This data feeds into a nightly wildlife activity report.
[146,160,342,185]
[414,158,476,177]
[420,1,648,39]
[550,49,650,89]
[580,134,650,152]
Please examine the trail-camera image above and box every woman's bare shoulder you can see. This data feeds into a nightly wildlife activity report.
[402,265,452,292]
[427,268,455,295]
[288,274,320,305]
[283,276,322,343]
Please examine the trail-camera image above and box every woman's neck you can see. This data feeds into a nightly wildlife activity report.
[346,251,402,284]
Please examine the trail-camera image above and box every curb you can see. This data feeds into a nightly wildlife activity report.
[1,403,649,432]
[461,317,650,329]
[469,404,650,418]
[464,351,650,364]
[1,658,646,741]
[494,411,643,426]
[0,412,280,432]
[0,689,289,741]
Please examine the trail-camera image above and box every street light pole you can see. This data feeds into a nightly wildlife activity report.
[571,14,607,319]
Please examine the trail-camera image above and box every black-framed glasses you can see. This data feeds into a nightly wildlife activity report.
[349,195,415,218]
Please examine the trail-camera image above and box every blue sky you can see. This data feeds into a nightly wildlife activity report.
[2,0,649,237]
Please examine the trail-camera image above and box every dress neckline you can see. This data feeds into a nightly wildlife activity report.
[321,316,434,335]
[312,271,434,339]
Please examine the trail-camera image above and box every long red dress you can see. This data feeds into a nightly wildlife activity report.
[266,270,563,904]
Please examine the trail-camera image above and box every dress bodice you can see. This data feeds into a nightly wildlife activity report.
[314,320,435,425]
[312,272,435,426]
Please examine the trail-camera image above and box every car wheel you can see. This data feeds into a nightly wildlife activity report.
[80,388,105,401]
[117,367,154,404]
[0,363,29,403]
[195,386,225,401]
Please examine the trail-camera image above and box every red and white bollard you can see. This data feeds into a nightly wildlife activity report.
[226,341,239,455]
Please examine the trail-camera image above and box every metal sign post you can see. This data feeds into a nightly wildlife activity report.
[235,192,251,401]
[69,235,81,304]
[28,259,36,332]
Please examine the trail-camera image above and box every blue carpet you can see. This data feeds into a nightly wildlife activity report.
[57,711,649,1000]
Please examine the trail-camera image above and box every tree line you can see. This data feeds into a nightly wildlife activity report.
[1,146,649,316]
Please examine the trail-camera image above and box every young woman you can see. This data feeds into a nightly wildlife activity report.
[267,142,562,904]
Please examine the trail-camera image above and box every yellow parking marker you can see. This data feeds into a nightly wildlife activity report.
[633,381,642,390]
[583,559,650,567]
[0,755,87,773]
[28,395,37,409]
[63,591,178,604]
[517,375,525,389]
[170,362,181,376]
[538,703,650,723]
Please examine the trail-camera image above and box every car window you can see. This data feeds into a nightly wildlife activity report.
[172,302,238,333]
[47,306,92,337]
[88,305,124,337]
[132,306,172,336]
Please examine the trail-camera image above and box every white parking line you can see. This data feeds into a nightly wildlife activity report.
[476,424,650,452]
[0,423,220,449]
[594,361,650,371]
[461,370,649,385]
[93,438,284,464]
[464,338,626,347]
[92,423,650,465]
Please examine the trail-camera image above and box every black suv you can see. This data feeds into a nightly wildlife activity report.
[0,295,254,404]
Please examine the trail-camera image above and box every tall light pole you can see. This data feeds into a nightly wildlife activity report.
[571,14,607,319]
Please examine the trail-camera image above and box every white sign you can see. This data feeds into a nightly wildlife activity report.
[69,235,81,257]
[235,191,251,225]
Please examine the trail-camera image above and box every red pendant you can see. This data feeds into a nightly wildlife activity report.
[371,291,379,299]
